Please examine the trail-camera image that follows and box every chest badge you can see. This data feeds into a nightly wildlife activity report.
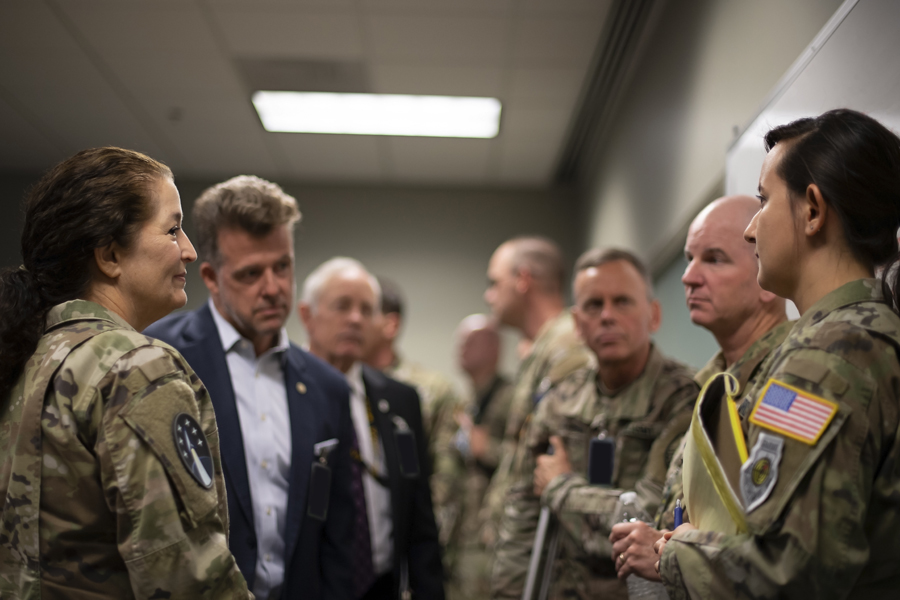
[173,413,214,489]
[740,432,784,512]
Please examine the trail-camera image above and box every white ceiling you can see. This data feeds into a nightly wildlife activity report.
[0,0,613,186]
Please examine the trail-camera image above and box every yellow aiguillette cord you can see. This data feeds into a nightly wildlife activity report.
[723,373,749,464]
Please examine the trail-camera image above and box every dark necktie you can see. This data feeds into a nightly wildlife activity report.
[350,428,376,597]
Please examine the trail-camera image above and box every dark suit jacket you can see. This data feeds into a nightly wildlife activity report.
[361,365,445,600]
[145,305,355,600]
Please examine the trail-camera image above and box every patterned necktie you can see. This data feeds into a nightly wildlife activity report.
[350,428,376,597]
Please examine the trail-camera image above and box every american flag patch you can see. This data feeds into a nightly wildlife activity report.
[748,379,838,445]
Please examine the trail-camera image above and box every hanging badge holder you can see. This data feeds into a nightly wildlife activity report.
[392,416,420,479]
[588,434,615,486]
[308,438,338,521]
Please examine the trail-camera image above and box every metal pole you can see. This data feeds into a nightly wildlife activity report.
[521,506,552,600]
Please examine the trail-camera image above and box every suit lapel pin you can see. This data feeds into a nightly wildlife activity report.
[296,382,307,394]
[378,399,390,413]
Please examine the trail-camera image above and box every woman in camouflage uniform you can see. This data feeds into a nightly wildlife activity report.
[0,147,251,599]
[657,109,900,598]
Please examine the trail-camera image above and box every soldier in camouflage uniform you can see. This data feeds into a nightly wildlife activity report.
[363,276,465,560]
[480,237,591,598]
[447,315,514,600]
[0,147,250,599]
[525,249,697,599]
[610,196,789,583]
[657,110,900,598]
[1,302,249,599]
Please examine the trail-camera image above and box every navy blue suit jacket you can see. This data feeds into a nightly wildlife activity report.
[361,365,445,600]
[145,305,355,600]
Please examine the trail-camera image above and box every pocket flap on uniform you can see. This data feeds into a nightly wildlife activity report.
[120,379,219,527]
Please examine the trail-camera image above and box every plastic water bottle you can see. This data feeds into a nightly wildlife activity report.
[614,492,670,600]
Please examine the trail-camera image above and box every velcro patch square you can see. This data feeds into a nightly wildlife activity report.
[749,379,838,445]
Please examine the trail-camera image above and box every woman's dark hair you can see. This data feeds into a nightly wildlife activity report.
[0,146,171,397]
[765,108,900,310]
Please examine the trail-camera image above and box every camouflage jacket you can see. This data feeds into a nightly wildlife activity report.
[386,355,465,549]
[457,375,514,547]
[522,345,697,599]
[487,311,590,598]
[0,300,250,599]
[660,280,900,599]
[655,320,792,529]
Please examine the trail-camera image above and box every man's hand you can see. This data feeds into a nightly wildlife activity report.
[610,521,665,581]
[653,523,696,574]
[533,436,571,496]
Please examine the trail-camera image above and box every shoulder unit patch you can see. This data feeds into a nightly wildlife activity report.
[748,379,838,445]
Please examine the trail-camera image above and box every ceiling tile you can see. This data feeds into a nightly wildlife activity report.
[58,2,221,60]
[367,15,509,64]
[520,0,614,17]
[388,137,492,184]
[274,134,384,182]
[495,107,571,185]
[370,64,504,97]
[507,66,585,109]
[0,1,78,52]
[212,7,363,59]
[512,16,603,67]
[0,52,172,161]
[0,93,68,170]
[360,0,513,14]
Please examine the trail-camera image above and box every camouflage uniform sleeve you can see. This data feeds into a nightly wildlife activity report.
[654,435,687,530]
[96,345,251,599]
[660,343,899,600]
[480,384,514,471]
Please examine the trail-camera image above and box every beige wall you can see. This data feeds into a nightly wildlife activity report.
[582,0,843,266]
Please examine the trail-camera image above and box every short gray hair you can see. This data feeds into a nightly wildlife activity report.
[574,247,654,298]
[505,236,565,294]
[300,257,381,312]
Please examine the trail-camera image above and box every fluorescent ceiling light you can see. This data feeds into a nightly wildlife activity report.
[252,91,501,138]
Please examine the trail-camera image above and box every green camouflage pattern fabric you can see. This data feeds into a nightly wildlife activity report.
[386,356,466,557]
[448,375,514,600]
[654,320,792,530]
[660,279,900,599]
[485,312,590,599]
[0,300,251,600]
[515,345,697,599]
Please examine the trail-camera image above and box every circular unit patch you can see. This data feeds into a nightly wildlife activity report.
[173,413,214,489]
[751,458,771,486]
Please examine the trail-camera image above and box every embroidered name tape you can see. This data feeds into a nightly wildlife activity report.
[749,379,838,445]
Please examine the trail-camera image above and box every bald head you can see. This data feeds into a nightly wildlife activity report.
[683,195,784,340]
[456,314,501,379]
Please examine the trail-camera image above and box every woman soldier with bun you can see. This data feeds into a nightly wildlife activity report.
[657,109,900,598]
[0,147,251,599]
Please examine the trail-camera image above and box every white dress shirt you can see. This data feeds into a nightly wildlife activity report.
[210,300,291,600]
[345,362,394,575]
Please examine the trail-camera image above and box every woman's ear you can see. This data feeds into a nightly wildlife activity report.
[93,242,122,280]
[803,183,829,237]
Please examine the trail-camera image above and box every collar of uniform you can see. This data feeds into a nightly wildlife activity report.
[345,360,366,398]
[46,299,135,332]
[793,278,885,332]
[208,297,289,356]
[694,350,726,388]
[728,319,793,393]
[594,343,664,420]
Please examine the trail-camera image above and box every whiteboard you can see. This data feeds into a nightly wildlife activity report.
[726,0,900,197]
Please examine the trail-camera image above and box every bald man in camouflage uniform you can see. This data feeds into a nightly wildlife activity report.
[610,196,789,585]
[524,249,697,599]
[0,301,250,599]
